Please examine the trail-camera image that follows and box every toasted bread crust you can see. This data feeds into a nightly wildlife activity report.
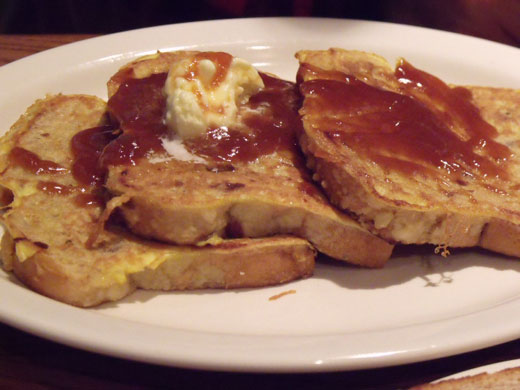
[5,229,314,307]
[105,51,393,267]
[108,155,392,267]
[297,48,520,256]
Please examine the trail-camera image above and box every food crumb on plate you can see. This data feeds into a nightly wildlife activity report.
[269,289,296,301]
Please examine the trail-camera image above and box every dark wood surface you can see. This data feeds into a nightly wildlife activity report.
[1,33,520,390]
[0,34,96,66]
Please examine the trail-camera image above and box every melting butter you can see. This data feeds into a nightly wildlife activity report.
[163,53,264,140]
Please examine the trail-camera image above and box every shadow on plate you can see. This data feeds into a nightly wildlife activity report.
[93,244,520,309]
[313,245,520,290]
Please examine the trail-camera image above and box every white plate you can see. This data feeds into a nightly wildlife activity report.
[2,18,520,373]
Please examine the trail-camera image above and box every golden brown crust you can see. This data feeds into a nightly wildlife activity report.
[479,219,520,257]
[130,235,315,290]
[6,228,315,307]
[297,48,520,256]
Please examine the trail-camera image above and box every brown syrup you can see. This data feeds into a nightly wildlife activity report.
[9,147,68,175]
[103,72,168,166]
[7,128,113,209]
[185,73,301,162]
[185,52,233,114]
[71,125,118,187]
[103,67,301,165]
[66,125,117,208]
[299,61,512,180]
[185,52,233,88]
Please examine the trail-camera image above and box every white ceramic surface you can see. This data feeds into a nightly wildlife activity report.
[1,18,520,373]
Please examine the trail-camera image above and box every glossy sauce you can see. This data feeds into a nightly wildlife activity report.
[186,52,233,87]
[68,125,119,208]
[299,61,511,180]
[7,130,112,208]
[103,63,301,165]
[71,125,118,186]
[186,52,233,114]
[9,147,68,175]
[103,73,168,166]
[185,73,301,162]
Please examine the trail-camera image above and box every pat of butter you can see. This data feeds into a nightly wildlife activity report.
[163,53,264,139]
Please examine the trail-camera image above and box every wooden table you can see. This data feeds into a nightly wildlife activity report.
[2,34,520,389]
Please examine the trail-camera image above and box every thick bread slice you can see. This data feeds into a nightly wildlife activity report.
[410,366,520,389]
[104,51,393,267]
[1,230,315,307]
[296,48,520,256]
[0,95,315,307]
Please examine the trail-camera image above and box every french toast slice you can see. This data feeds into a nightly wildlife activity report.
[103,51,393,267]
[0,94,315,307]
[296,48,520,256]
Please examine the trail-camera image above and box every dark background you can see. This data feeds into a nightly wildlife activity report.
[1,0,520,47]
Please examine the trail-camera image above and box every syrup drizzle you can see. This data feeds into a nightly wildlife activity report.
[103,67,301,166]
[299,61,512,180]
